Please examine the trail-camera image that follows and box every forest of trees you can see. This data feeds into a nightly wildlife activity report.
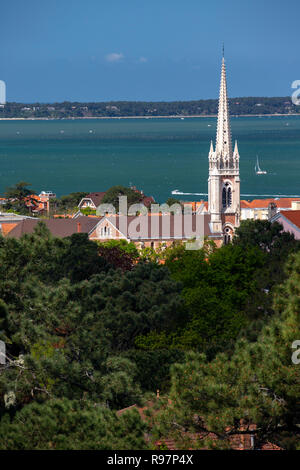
[0,97,297,119]
[0,219,299,450]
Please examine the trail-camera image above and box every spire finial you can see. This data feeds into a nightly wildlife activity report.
[222,43,225,59]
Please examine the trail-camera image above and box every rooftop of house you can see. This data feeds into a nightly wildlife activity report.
[6,216,102,239]
[5,212,213,242]
[0,212,36,221]
[89,212,213,241]
[241,197,300,209]
[117,399,282,451]
[78,189,155,210]
[183,201,208,211]
[278,209,300,229]
[79,192,106,207]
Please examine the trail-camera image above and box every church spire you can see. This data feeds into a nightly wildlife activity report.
[215,55,232,164]
[207,53,240,236]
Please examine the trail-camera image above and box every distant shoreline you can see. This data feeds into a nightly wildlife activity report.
[0,113,300,121]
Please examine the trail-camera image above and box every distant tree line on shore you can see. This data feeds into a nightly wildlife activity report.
[0,97,298,119]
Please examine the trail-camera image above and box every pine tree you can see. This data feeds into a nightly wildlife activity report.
[153,250,300,449]
[0,398,149,450]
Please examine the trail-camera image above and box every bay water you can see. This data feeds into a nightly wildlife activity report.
[0,115,299,202]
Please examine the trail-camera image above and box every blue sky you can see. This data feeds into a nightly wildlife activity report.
[0,0,299,102]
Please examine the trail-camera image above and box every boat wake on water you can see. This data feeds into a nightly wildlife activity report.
[171,190,300,198]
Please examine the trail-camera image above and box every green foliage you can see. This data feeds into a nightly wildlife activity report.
[0,225,183,413]
[233,219,297,255]
[153,250,300,450]
[96,239,139,271]
[52,191,89,214]
[4,181,35,202]
[124,349,185,393]
[98,239,139,258]
[80,207,96,215]
[165,197,181,206]
[233,219,300,339]
[101,185,143,210]
[0,398,148,450]
[4,181,36,214]
[137,242,265,356]
[0,217,299,449]
[62,232,109,282]
[1,97,298,119]
[0,222,109,288]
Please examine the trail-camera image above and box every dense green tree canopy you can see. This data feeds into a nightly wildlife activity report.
[101,185,143,210]
[0,219,299,449]
[54,191,88,213]
[153,249,300,450]
[136,241,266,356]
[0,97,298,119]
[0,223,183,413]
[0,398,148,450]
[4,181,36,215]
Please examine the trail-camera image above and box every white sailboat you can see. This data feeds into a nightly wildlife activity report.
[255,155,267,175]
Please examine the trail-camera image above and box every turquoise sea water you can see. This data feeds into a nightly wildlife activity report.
[0,116,299,202]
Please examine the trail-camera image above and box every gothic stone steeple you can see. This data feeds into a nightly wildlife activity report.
[208,56,240,240]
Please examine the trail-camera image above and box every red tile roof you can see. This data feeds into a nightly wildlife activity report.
[0,223,19,236]
[241,198,300,209]
[280,210,300,229]
[141,196,155,207]
[117,401,282,450]
[183,201,208,212]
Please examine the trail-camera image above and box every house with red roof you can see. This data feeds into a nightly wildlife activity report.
[78,188,155,211]
[241,198,300,221]
[78,192,107,210]
[270,210,300,239]
[5,212,213,250]
[117,397,282,451]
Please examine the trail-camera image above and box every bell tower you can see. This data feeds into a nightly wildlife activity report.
[208,54,240,242]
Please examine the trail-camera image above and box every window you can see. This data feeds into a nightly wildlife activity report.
[224,227,231,245]
[222,187,227,207]
[222,182,232,208]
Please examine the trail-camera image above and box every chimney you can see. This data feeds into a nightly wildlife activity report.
[77,222,81,233]
[268,202,277,219]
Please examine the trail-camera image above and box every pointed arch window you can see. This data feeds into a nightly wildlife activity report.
[222,182,232,208]
[224,227,232,245]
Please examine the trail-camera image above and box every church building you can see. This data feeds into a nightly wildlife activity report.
[208,55,240,245]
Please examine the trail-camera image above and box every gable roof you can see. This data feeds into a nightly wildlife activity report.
[278,210,300,230]
[78,192,106,208]
[6,216,102,239]
[90,213,212,241]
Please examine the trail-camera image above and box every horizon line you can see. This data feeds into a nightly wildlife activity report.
[2,95,293,105]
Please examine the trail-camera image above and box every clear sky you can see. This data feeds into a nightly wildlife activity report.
[1,0,299,102]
